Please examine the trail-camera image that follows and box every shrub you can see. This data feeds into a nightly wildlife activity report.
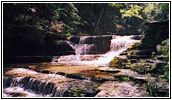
[109,57,123,68]
[157,39,169,62]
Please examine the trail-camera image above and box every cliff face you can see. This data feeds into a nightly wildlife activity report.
[140,20,169,49]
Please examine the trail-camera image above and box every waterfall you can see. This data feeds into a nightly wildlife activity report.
[52,35,140,66]
[3,35,141,97]
[66,36,95,55]
[3,68,77,97]
[3,68,99,97]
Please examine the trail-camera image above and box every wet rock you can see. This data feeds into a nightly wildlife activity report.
[55,41,75,55]
[3,76,13,88]
[68,35,112,54]
[68,36,80,44]
[10,92,27,97]
[98,70,120,74]
[4,68,103,97]
[35,69,114,83]
[130,35,143,40]
[65,74,85,80]
[120,51,128,55]
[80,55,101,61]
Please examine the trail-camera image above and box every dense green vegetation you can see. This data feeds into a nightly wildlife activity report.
[3,3,169,60]
[3,3,169,97]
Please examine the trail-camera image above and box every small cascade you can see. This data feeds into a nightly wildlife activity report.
[66,36,95,55]
[3,68,72,97]
[52,35,140,66]
[110,35,139,52]
[3,76,58,97]
[3,68,99,97]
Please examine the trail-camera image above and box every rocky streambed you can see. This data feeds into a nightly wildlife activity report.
[3,63,151,97]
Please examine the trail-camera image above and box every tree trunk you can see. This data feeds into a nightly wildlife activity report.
[94,8,104,34]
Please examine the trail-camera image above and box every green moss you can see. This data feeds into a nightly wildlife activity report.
[109,57,123,68]
[113,74,147,84]
[121,76,130,81]
[128,42,141,50]
[68,85,86,97]
[145,74,169,97]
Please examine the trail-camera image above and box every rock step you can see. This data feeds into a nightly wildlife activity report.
[127,55,151,59]
[128,59,168,64]
[4,67,101,97]
[129,50,153,55]
[113,75,147,83]
[120,51,128,55]
[157,55,168,61]
[34,69,114,83]
[128,59,138,63]
[132,62,155,65]
[4,76,100,97]
[97,67,152,82]
[130,35,143,40]
[132,62,168,70]
[144,59,167,64]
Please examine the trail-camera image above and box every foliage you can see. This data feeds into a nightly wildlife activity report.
[160,71,169,83]
[68,85,86,97]
[3,3,169,59]
[119,3,169,21]
[121,76,130,81]
[120,4,143,19]
[145,74,159,96]
[151,52,158,60]
[143,3,169,21]
[157,39,169,57]
[109,57,123,68]
[130,62,147,74]
[145,74,169,97]
[127,42,141,50]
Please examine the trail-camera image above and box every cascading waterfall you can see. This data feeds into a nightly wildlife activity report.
[3,68,98,97]
[52,35,140,66]
[3,35,141,97]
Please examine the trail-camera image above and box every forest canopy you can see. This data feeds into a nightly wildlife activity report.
[3,3,169,58]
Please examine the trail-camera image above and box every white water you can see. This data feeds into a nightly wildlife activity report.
[66,36,94,55]
[3,86,50,97]
[3,68,69,97]
[3,35,141,97]
[3,68,94,97]
[52,35,140,66]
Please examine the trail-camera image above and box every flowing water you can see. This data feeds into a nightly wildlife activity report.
[53,35,140,66]
[3,35,141,97]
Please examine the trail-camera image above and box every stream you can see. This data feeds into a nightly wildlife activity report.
[3,35,147,97]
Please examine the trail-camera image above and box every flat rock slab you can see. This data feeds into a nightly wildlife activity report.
[97,67,151,81]
[95,81,148,97]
